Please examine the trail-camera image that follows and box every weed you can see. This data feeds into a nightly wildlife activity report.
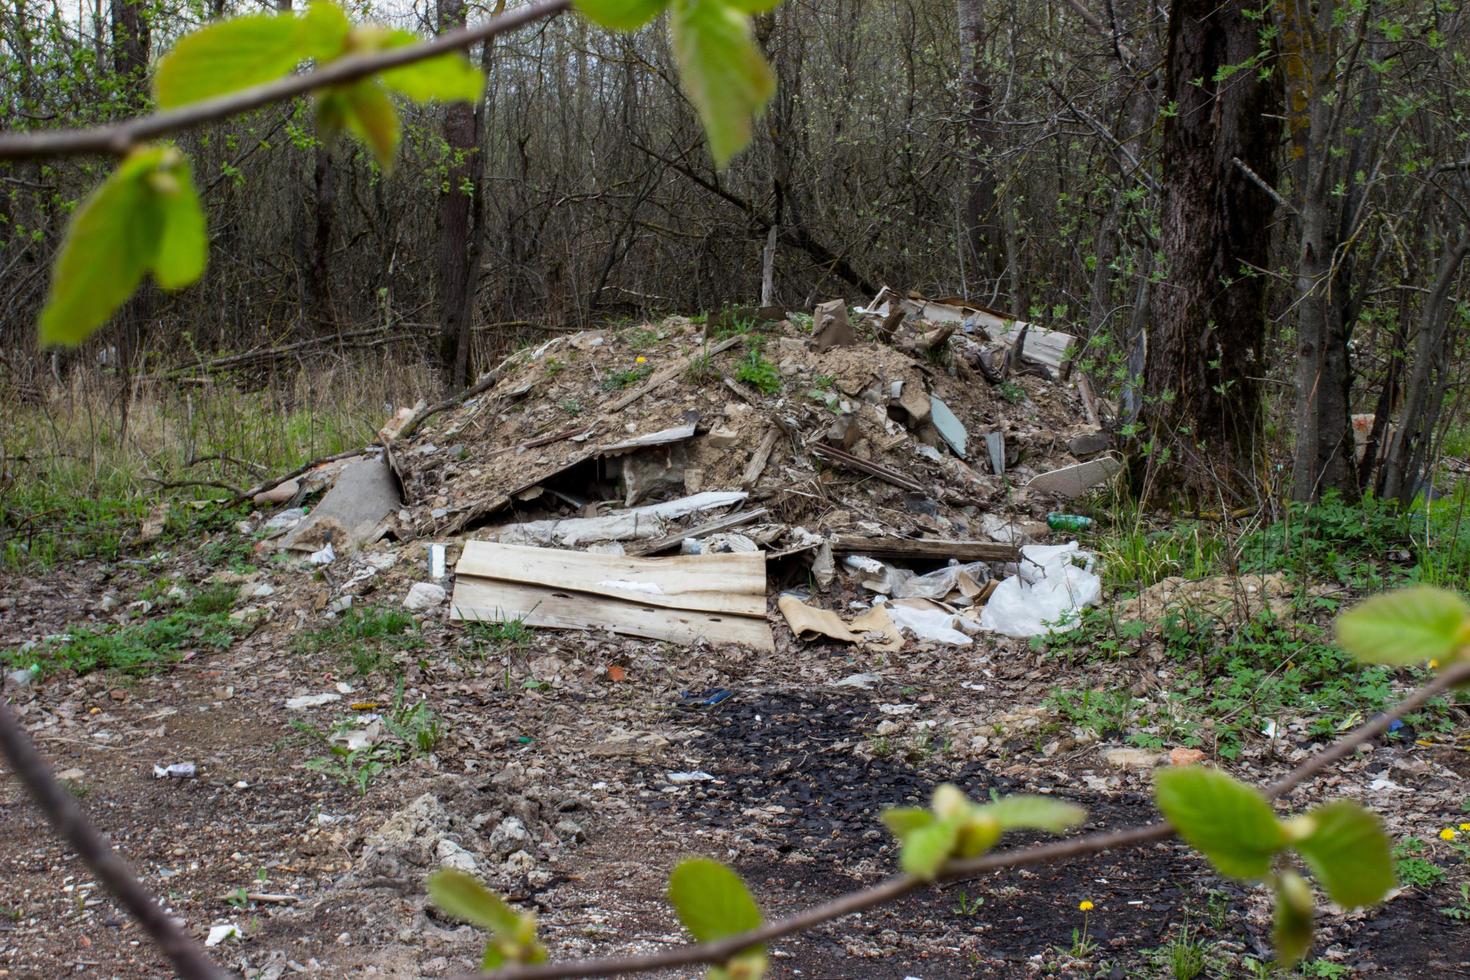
[300,684,440,794]
[1393,837,1448,888]
[1440,882,1470,920]
[1299,960,1350,978]
[998,380,1026,404]
[543,357,566,377]
[1149,922,1213,980]
[951,889,984,917]
[560,398,584,415]
[601,364,654,391]
[735,343,781,395]
[1046,687,1134,739]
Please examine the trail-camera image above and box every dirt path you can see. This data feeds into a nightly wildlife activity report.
[3,557,1469,979]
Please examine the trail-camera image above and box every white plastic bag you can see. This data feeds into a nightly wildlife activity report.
[978,542,1101,637]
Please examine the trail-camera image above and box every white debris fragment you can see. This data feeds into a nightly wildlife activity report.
[403,582,447,610]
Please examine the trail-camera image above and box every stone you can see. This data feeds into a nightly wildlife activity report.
[403,582,447,611]
[4,668,35,691]
[488,816,531,857]
[435,838,479,874]
[1103,747,1162,770]
[706,426,741,449]
[1068,431,1111,457]
[1169,747,1207,767]
[503,850,536,875]
[285,693,341,710]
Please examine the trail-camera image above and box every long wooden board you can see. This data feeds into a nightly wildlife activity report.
[829,535,1018,562]
[451,577,774,651]
[455,541,765,616]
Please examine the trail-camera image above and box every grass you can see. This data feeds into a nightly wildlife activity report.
[2,358,430,572]
[294,605,423,677]
[7,584,244,677]
[1394,837,1449,888]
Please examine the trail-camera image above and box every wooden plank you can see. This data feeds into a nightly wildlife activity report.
[829,535,1018,562]
[455,541,765,616]
[810,443,925,493]
[451,577,774,652]
[624,507,769,557]
[740,428,780,488]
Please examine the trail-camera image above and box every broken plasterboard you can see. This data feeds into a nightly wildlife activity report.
[490,491,748,548]
[280,456,399,553]
[1025,456,1123,499]
[867,287,1075,374]
[451,542,772,651]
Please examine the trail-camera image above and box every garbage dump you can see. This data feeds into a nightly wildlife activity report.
[240,289,1123,647]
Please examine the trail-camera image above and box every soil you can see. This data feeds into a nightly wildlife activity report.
[3,548,1470,979]
[3,319,1469,978]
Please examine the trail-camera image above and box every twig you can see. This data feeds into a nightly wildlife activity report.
[0,0,571,161]
[468,660,1470,979]
[0,698,228,979]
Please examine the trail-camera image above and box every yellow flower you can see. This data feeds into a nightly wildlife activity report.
[635,356,647,364]
[1430,658,1440,669]
[1441,828,1458,841]
[1079,900,1094,911]
[1460,823,1470,832]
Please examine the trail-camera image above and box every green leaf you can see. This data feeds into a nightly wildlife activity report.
[154,14,305,108]
[427,869,520,934]
[1292,801,1394,908]
[479,945,505,970]
[667,858,764,944]
[340,82,401,169]
[899,818,960,880]
[708,950,768,980]
[299,0,352,60]
[378,30,484,102]
[881,807,935,839]
[576,0,668,30]
[151,159,207,290]
[1154,766,1286,880]
[1272,870,1315,969]
[1335,586,1470,665]
[728,0,782,11]
[982,796,1087,833]
[38,148,169,347]
[669,0,775,166]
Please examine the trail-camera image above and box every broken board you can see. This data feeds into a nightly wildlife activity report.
[451,541,773,651]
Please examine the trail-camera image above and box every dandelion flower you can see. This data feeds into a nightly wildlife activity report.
[635,356,647,364]
[1460,823,1470,832]
[1430,659,1440,669]
[1441,828,1458,841]
[1079,900,1094,911]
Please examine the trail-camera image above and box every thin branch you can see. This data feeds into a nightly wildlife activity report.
[0,0,571,161]
[471,660,1470,980]
[1232,156,1297,215]
[0,698,229,979]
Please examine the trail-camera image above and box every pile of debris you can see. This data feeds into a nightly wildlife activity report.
[245,289,1123,649]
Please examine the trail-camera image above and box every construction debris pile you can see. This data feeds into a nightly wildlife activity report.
[248,290,1124,650]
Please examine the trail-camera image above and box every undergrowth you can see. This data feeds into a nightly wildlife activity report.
[294,605,424,677]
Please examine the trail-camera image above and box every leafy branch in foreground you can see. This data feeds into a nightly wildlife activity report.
[33,0,779,349]
[421,586,1470,978]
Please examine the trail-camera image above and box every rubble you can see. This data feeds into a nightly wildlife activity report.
[243,294,1116,651]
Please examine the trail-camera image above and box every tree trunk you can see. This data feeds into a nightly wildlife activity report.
[955,0,1004,293]
[1141,0,1281,501]
[436,0,495,388]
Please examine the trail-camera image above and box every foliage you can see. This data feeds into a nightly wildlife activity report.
[36,0,778,348]
[298,684,440,794]
[881,784,1085,880]
[7,585,243,677]
[735,344,781,395]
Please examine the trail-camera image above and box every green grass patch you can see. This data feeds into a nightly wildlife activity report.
[8,585,244,678]
[294,605,423,677]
